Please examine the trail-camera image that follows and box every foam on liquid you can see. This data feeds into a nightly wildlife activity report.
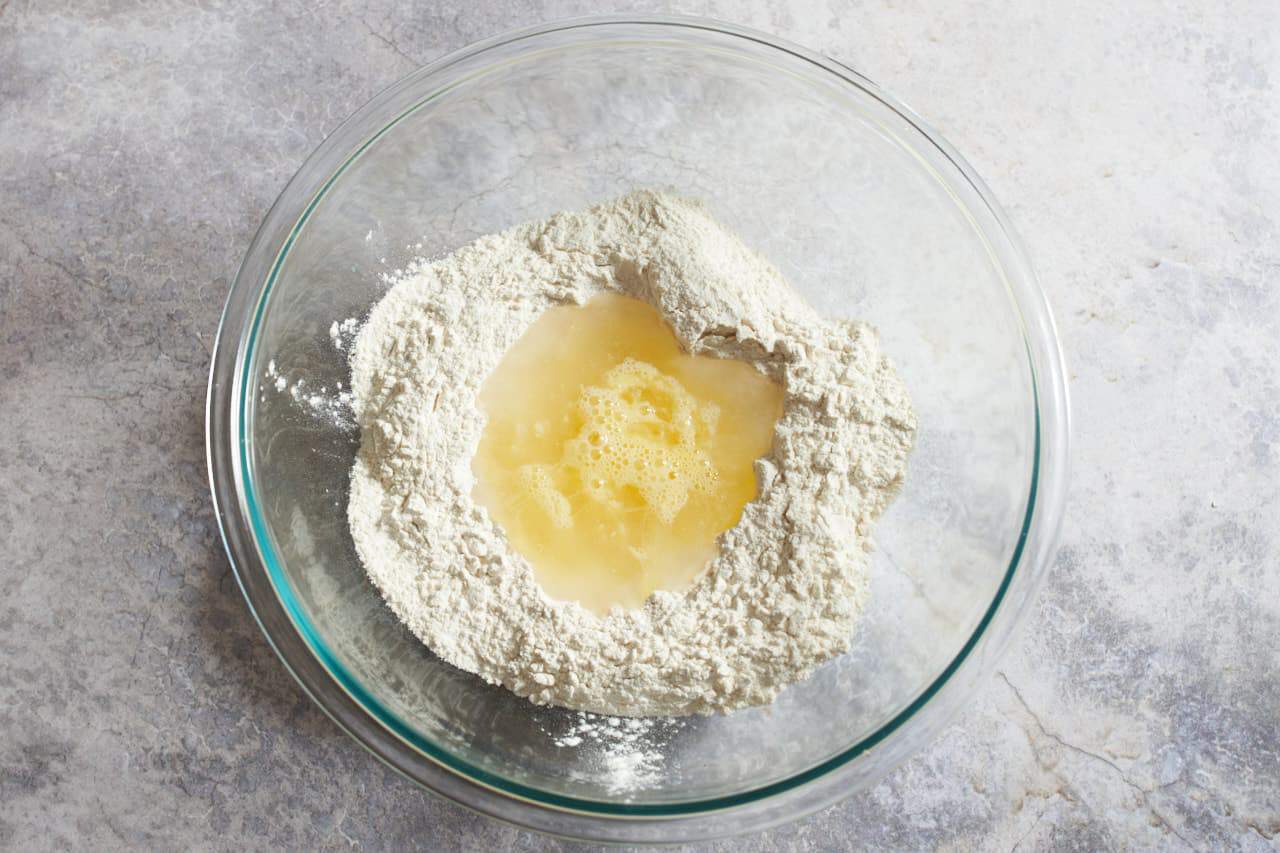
[473,293,783,613]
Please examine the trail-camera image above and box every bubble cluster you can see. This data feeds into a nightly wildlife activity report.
[516,463,572,529]
[514,359,722,528]
[569,359,720,525]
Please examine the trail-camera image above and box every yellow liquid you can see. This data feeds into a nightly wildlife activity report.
[473,293,784,613]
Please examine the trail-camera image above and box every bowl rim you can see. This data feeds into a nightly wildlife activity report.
[206,12,1071,842]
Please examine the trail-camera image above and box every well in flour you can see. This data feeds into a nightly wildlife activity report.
[347,190,916,717]
[472,291,784,614]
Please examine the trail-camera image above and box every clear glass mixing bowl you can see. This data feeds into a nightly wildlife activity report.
[207,15,1069,843]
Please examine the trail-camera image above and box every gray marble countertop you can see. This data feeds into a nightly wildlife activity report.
[2,1,1277,850]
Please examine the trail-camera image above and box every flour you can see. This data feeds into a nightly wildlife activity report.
[328,317,360,352]
[347,190,916,717]
[265,358,355,431]
[547,712,682,795]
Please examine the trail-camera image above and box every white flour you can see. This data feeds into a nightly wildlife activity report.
[264,359,354,431]
[547,712,682,795]
[347,190,916,716]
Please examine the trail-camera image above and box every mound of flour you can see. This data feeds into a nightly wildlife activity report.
[347,190,915,716]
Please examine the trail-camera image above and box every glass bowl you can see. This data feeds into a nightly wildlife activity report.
[206,15,1069,844]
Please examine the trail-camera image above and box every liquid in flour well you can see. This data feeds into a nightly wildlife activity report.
[473,293,784,613]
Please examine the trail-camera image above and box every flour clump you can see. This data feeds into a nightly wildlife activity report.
[347,190,916,717]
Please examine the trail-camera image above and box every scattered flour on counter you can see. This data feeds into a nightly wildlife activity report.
[347,190,916,717]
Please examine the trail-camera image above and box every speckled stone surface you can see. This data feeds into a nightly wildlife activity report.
[1,1,1277,850]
